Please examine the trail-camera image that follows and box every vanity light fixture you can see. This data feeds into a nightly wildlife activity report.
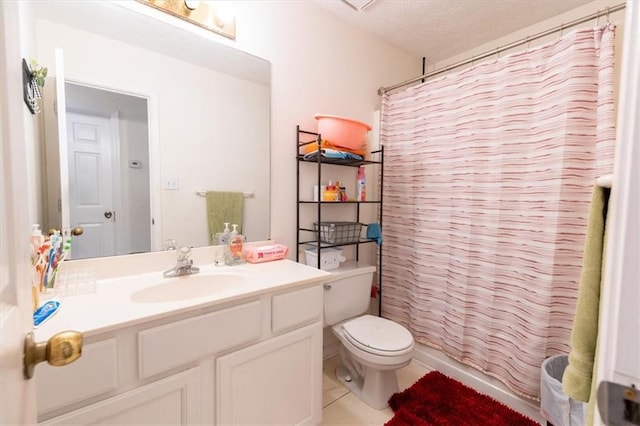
[137,0,236,40]
[184,0,200,11]
[340,0,377,12]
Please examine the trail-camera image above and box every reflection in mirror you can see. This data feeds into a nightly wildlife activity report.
[32,1,271,260]
[65,83,151,259]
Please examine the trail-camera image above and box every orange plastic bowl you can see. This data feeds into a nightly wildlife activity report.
[314,114,372,150]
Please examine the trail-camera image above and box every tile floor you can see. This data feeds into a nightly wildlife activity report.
[322,356,431,425]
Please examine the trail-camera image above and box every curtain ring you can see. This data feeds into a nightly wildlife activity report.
[606,7,610,23]
[560,23,564,36]
[526,36,531,50]
[595,11,600,27]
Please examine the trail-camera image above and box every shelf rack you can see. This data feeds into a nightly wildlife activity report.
[295,125,384,315]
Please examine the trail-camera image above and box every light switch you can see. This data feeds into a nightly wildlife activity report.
[163,176,179,190]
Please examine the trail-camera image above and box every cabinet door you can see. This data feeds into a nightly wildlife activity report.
[37,338,118,416]
[40,368,200,425]
[216,323,322,425]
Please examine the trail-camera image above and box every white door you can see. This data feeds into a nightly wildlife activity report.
[595,2,640,424]
[0,147,36,424]
[66,111,116,259]
[1,4,85,425]
[1,2,38,424]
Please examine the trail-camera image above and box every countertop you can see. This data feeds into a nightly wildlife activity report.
[34,259,330,341]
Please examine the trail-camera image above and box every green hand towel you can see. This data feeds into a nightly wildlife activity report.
[206,191,244,245]
[562,185,610,403]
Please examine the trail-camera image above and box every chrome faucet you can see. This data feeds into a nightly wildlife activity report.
[163,246,200,278]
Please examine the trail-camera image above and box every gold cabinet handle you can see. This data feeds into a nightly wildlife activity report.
[23,330,83,379]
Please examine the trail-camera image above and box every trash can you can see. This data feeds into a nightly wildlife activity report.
[540,355,586,426]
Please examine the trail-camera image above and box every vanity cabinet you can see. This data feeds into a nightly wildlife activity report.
[217,324,322,425]
[36,282,324,425]
[40,368,201,425]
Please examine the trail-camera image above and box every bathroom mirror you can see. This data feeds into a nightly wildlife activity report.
[31,1,270,259]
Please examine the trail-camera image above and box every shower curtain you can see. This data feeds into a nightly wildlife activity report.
[380,25,615,399]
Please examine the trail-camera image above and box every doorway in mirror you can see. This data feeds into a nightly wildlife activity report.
[58,83,151,259]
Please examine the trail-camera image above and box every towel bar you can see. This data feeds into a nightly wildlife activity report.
[195,190,254,198]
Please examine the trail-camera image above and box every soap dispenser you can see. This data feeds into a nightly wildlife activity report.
[218,222,231,246]
[226,224,245,265]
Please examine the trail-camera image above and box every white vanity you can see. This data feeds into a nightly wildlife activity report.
[34,259,329,425]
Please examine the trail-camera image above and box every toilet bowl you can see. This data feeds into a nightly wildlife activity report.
[323,263,415,409]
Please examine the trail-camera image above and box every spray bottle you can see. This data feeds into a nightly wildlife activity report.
[357,166,366,202]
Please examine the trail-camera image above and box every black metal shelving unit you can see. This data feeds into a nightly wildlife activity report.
[295,125,384,316]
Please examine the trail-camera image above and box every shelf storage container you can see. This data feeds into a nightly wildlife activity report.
[314,222,363,244]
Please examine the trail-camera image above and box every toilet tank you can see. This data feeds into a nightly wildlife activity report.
[323,262,376,326]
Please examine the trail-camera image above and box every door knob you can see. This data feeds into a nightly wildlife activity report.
[47,226,84,236]
[23,330,83,379]
[104,211,113,219]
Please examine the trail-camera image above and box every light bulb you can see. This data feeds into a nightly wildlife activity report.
[184,1,200,11]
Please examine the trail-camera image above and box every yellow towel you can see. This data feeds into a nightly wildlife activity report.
[562,185,610,403]
[206,191,244,245]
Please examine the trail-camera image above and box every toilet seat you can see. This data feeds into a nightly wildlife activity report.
[342,315,414,357]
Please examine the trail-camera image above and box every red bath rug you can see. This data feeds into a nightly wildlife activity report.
[385,371,539,426]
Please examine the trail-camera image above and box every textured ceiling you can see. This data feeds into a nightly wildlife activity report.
[314,0,594,62]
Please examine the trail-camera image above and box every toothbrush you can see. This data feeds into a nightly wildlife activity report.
[45,249,55,288]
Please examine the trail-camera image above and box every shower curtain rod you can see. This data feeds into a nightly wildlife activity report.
[378,2,626,95]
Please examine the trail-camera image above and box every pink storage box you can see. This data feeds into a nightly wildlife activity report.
[244,244,289,264]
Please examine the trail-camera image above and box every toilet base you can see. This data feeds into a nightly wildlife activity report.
[335,364,400,410]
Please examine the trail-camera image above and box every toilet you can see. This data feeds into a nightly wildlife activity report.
[324,263,415,409]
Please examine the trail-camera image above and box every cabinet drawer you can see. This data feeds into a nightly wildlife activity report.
[138,300,262,379]
[272,285,322,334]
[37,338,118,415]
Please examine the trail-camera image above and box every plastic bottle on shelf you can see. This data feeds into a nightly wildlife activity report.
[357,166,366,201]
[323,181,339,201]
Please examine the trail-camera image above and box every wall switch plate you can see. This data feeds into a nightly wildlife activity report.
[163,176,179,190]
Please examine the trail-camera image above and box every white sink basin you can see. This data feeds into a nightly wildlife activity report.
[130,272,249,303]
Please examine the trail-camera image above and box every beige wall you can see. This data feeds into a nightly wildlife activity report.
[202,1,420,253]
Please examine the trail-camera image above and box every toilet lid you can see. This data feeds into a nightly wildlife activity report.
[342,315,413,355]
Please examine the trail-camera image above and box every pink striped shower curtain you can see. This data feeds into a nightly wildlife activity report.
[380,25,616,399]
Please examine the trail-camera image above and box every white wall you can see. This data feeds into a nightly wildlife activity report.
[196,1,420,253]
[123,113,151,254]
